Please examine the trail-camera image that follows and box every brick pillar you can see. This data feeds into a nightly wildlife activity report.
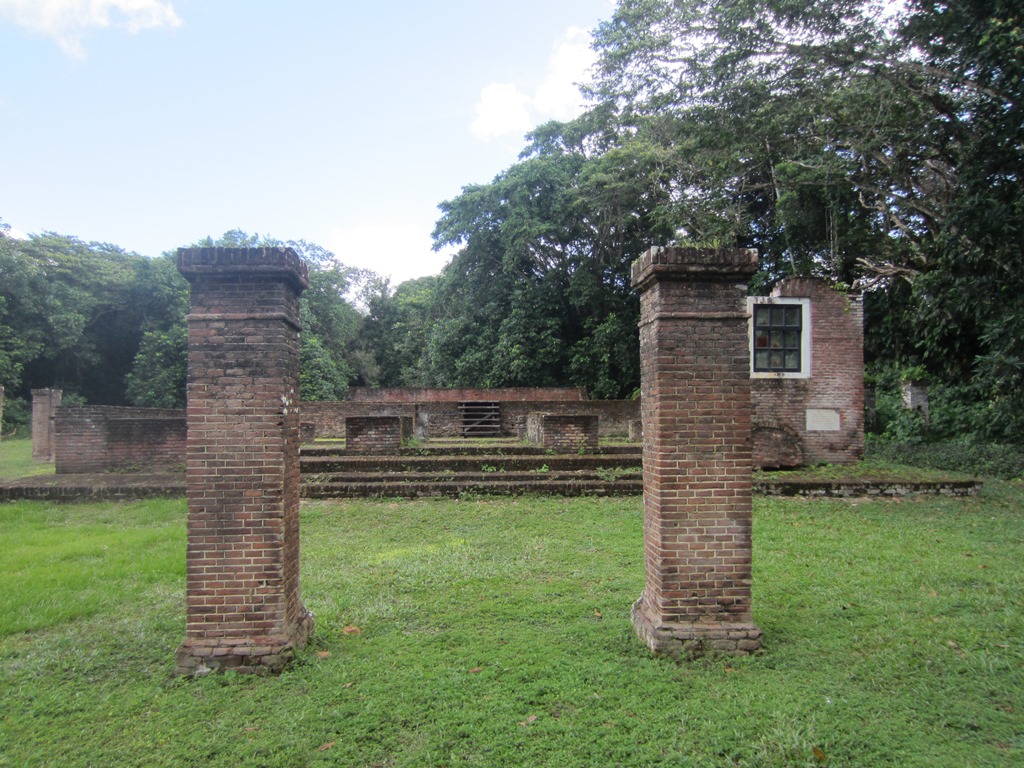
[175,247,314,675]
[630,246,762,656]
[31,388,62,462]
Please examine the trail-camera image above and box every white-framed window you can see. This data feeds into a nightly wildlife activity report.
[748,297,811,378]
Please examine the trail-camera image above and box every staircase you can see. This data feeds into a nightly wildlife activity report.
[300,438,642,498]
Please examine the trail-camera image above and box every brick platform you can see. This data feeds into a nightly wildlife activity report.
[174,247,313,675]
[630,246,763,656]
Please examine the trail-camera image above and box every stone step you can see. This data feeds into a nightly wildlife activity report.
[307,470,642,484]
[301,478,644,499]
[300,443,641,458]
[300,454,641,474]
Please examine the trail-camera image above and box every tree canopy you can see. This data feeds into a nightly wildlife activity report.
[3,0,1020,441]
[0,226,379,429]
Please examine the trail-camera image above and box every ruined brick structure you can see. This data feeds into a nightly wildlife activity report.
[304,392,638,440]
[901,379,929,427]
[631,246,762,656]
[525,413,599,454]
[175,247,313,675]
[345,416,404,454]
[31,388,61,462]
[54,406,185,474]
[346,386,585,402]
[750,278,864,467]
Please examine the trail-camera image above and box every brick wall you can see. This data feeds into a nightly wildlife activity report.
[303,398,639,439]
[525,413,599,453]
[630,246,762,657]
[346,387,585,402]
[175,247,313,676]
[751,278,864,467]
[345,416,403,453]
[301,401,417,438]
[54,406,186,474]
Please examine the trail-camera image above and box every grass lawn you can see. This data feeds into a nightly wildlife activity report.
[0,438,54,479]
[1,484,1022,767]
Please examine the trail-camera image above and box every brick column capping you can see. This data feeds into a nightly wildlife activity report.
[31,388,62,462]
[630,246,763,656]
[175,247,314,675]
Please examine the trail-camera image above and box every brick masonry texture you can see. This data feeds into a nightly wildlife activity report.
[526,413,600,453]
[751,278,864,467]
[303,397,638,440]
[31,388,61,462]
[54,406,185,474]
[174,247,313,676]
[346,387,585,402]
[346,416,403,453]
[630,246,763,657]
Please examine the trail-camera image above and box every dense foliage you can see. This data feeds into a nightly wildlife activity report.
[376,0,1021,438]
[3,0,1021,441]
[0,226,375,430]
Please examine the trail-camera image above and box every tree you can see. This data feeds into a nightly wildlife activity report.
[426,132,666,398]
[581,0,1024,437]
[0,232,146,405]
[125,230,379,404]
[362,275,439,387]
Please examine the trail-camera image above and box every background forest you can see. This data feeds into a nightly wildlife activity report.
[1,0,1021,445]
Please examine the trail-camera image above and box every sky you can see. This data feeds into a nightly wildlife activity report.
[0,0,615,285]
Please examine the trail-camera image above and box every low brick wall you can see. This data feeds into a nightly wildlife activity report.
[346,387,585,402]
[504,400,636,438]
[345,416,402,454]
[303,398,638,440]
[302,401,416,438]
[526,413,599,453]
[55,406,186,474]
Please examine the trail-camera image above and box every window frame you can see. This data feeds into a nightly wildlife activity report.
[748,297,811,379]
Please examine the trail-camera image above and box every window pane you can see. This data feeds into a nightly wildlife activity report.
[752,302,805,373]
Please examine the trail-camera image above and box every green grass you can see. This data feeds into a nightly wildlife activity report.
[0,438,55,478]
[1,486,1022,767]
[754,457,976,483]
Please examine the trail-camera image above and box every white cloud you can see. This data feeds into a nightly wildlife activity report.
[469,82,534,142]
[1,225,30,240]
[0,0,181,57]
[327,218,456,286]
[470,25,596,143]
